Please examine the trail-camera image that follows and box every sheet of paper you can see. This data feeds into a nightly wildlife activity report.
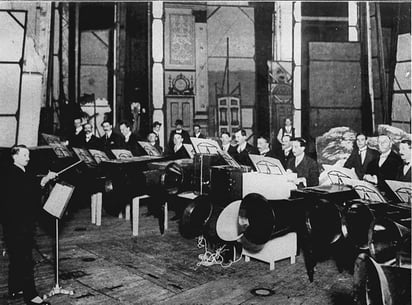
[43,183,75,219]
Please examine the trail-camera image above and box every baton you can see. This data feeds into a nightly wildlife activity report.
[57,160,83,176]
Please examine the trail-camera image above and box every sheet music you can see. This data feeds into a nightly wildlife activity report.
[72,147,97,167]
[42,133,73,158]
[43,183,75,219]
[183,144,195,159]
[190,137,221,154]
[319,164,359,185]
[248,154,286,175]
[111,149,134,160]
[217,150,241,168]
[385,180,412,203]
[138,141,161,157]
[342,179,386,203]
[89,149,110,164]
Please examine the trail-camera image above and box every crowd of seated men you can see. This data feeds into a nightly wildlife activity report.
[67,116,411,195]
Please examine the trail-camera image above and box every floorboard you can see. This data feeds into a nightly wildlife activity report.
[1,203,354,305]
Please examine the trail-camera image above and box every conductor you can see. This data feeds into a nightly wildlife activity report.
[2,145,57,305]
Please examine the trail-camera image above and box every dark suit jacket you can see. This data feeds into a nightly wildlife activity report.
[287,154,319,187]
[69,130,86,148]
[275,149,294,170]
[232,143,259,167]
[344,147,379,179]
[396,164,411,182]
[84,135,101,150]
[261,149,278,159]
[2,165,40,230]
[168,129,191,152]
[366,151,403,187]
[170,145,190,160]
[100,132,122,151]
[193,133,205,139]
[122,133,145,156]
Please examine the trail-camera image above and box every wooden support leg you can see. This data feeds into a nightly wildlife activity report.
[91,193,96,224]
[164,201,168,231]
[125,204,131,220]
[132,195,149,237]
[291,256,296,264]
[245,256,250,263]
[270,262,275,271]
[96,192,102,226]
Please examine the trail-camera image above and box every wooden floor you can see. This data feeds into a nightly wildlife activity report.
[1,202,355,305]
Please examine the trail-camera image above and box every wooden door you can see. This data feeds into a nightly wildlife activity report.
[166,96,194,138]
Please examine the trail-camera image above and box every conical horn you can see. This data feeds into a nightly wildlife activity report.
[160,162,184,195]
[342,200,375,250]
[179,195,212,238]
[368,217,409,264]
[305,199,344,246]
[236,193,297,252]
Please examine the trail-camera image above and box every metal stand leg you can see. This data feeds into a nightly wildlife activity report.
[45,219,74,299]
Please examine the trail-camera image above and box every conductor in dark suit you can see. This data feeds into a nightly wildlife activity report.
[257,135,277,158]
[168,119,191,152]
[2,145,56,305]
[286,138,319,187]
[100,120,122,151]
[396,139,411,182]
[119,120,145,156]
[344,133,379,179]
[364,134,402,187]
[231,129,258,167]
[169,133,190,159]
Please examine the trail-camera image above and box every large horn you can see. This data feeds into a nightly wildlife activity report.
[161,162,185,195]
[233,193,298,252]
[179,195,213,239]
[353,253,411,305]
[342,200,375,250]
[305,198,345,247]
[368,217,409,264]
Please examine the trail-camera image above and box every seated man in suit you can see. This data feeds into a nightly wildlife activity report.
[170,133,189,159]
[220,131,232,153]
[257,135,277,158]
[396,139,411,182]
[231,129,258,166]
[168,119,191,153]
[83,123,101,150]
[364,134,402,187]
[276,135,294,169]
[69,117,85,147]
[119,120,144,156]
[152,121,162,147]
[193,124,205,138]
[286,137,319,188]
[100,120,122,151]
[147,132,163,154]
[344,133,379,179]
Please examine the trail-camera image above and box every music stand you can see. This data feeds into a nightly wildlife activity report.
[43,182,75,298]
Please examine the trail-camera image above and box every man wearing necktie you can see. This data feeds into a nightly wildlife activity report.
[100,120,121,151]
[364,134,402,187]
[83,123,101,149]
[231,129,258,166]
[344,133,379,179]
[397,139,411,182]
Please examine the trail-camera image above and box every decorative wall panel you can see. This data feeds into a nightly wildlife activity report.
[165,8,195,70]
